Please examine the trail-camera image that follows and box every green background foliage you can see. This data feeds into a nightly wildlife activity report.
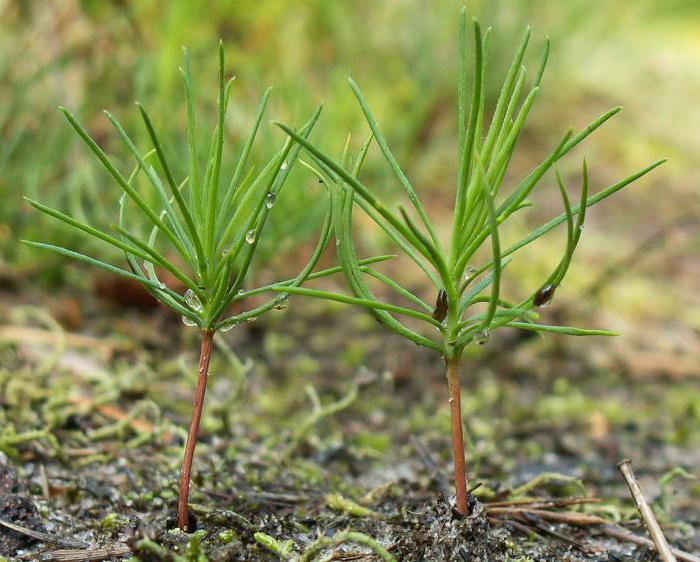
[1,0,698,334]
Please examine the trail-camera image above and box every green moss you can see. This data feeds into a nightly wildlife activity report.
[217,529,236,544]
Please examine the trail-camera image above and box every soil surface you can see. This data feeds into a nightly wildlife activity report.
[0,287,698,561]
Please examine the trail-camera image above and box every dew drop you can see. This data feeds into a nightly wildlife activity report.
[245,229,256,244]
[280,160,288,171]
[474,329,490,346]
[157,282,166,290]
[237,288,245,296]
[182,316,197,327]
[184,289,202,311]
[219,322,235,333]
[466,266,478,277]
[265,192,276,209]
[578,224,585,231]
[245,316,258,323]
[273,296,289,310]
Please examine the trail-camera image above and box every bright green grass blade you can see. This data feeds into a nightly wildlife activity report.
[117,153,161,284]
[481,26,530,164]
[276,122,435,266]
[22,241,166,292]
[218,104,322,258]
[494,130,572,220]
[180,47,203,228]
[505,322,618,336]
[304,151,441,287]
[347,78,439,248]
[475,25,490,157]
[103,111,191,255]
[216,88,272,233]
[398,207,444,273]
[26,197,158,266]
[562,107,622,155]
[219,106,323,278]
[222,144,304,298]
[573,159,589,246]
[111,224,200,295]
[395,205,456,307]
[356,193,441,287]
[273,286,442,328]
[214,185,335,328]
[238,255,394,300]
[135,102,205,271]
[455,81,540,273]
[549,169,575,287]
[492,65,526,162]
[457,307,538,332]
[497,106,622,221]
[533,36,550,87]
[477,160,501,331]
[467,296,524,309]
[361,268,432,313]
[205,41,228,258]
[485,85,539,192]
[116,201,191,315]
[330,145,443,352]
[453,129,572,277]
[59,107,189,261]
[452,18,484,264]
[458,256,513,315]
[218,150,281,256]
[457,7,468,152]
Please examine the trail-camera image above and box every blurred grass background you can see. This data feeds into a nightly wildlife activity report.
[1,0,698,336]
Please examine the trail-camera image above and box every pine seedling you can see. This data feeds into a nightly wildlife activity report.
[23,43,389,531]
[275,11,665,515]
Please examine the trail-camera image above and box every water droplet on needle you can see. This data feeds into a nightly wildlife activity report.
[184,289,202,311]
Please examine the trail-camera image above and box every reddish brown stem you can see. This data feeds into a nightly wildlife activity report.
[178,329,214,531]
[446,355,468,515]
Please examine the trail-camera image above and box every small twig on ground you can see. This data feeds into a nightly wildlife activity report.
[0,517,88,549]
[617,459,678,562]
[487,497,600,509]
[488,504,699,562]
[600,525,700,562]
[486,507,608,526]
[490,517,541,538]
[520,511,597,555]
[39,464,50,500]
[67,397,160,436]
[36,544,131,561]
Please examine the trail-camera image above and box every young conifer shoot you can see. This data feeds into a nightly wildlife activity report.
[275,11,665,515]
[22,43,387,531]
